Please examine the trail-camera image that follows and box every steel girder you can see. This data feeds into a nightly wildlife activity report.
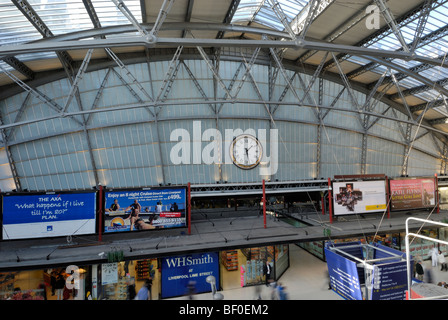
[2,35,448,69]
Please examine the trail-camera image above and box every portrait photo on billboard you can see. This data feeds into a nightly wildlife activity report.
[333,180,387,216]
[389,178,436,211]
[103,187,186,233]
[1,191,97,240]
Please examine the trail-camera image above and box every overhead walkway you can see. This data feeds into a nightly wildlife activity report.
[0,205,446,272]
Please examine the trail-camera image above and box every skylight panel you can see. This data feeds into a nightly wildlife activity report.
[231,0,307,31]
[91,0,142,27]
[27,0,94,35]
[0,1,42,45]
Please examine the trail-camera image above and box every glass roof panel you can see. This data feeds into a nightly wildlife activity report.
[15,52,59,62]
[415,40,448,59]
[350,2,448,103]
[0,0,43,45]
[434,105,448,117]
[0,60,14,73]
[254,7,284,29]
[91,0,142,27]
[232,0,307,30]
[27,0,94,35]
[415,88,442,101]
[396,76,424,89]
[419,66,448,82]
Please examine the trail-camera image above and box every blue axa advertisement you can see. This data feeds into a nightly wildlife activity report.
[2,192,96,240]
[161,252,219,298]
[104,187,186,233]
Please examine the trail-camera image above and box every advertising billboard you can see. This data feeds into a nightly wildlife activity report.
[2,192,96,240]
[333,180,387,216]
[389,178,435,210]
[104,187,186,233]
[161,252,219,299]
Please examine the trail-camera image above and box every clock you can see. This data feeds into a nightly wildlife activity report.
[230,134,263,170]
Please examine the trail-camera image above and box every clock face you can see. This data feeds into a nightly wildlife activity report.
[230,134,263,169]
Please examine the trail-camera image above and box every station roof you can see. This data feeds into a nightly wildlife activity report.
[1,0,448,136]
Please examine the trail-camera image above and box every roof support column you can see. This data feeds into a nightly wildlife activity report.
[402,123,413,176]
[441,144,448,176]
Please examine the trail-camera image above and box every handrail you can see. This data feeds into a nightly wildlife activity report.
[405,217,448,300]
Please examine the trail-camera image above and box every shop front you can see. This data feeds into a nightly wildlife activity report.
[0,266,91,300]
[220,245,289,291]
[0,244,290,300]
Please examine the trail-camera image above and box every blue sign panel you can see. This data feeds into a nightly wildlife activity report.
[104,188,186,233]
[370,261,409,300]
[2,193,96,240]
[161,252,219,299]
[325,248,363,300]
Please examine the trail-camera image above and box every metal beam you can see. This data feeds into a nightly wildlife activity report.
[296,0,320,40]
[216,0,241,39]
[367,53,447,91]
[441,143,448,175]
[2,56,35,80]
[323,1,447,71]
[83,0,102,29]
[140,0,148,24]
[195,46,233,99]
[349,22,448,81]
[389,68,415,120]
[410,0,436,53]
[105,48,154,103]
[401,123,412,176]
[229,48,262,101]
[26,22,289,43]
[62,49,94,114]
[155,46,184,104]
[11,0,52,37]
[361,56,448,98]
[111,0,148,36]
[0,64,83,128]
[86,68,112,125]
[268,0,297,40]
[3,36,448,70]
[10,0,75,78]
[373,0,410,53]
[239,0,267,39]
[290,0,334,36]
[331,52,364,128]
[2,97,447,137]
[182,0,195,38]
[181,60,215,113]
[296,1,374,64]
[240,53,276,124]
[3,110,443,169]
[1,44,446,145]
[147,0,176,38]
[389,77,448,101]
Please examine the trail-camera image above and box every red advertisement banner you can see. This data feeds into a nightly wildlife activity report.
[390,178,435,210]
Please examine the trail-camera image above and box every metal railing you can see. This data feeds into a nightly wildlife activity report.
[405,217,448,300]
